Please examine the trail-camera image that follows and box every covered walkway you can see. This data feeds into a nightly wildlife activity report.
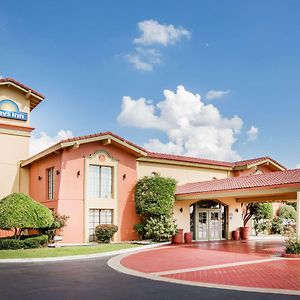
[175,168,300,239]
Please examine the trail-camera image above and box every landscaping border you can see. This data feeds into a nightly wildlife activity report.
[0,242,169,263]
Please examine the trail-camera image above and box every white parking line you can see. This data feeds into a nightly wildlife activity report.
[151,257,284,276]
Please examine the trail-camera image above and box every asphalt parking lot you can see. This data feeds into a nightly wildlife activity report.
[0,256,298,300]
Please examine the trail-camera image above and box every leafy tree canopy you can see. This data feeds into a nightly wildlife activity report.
[0,193,54,236]
[135,175,177,218]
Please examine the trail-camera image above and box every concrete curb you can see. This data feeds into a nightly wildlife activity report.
[0,242,170,263]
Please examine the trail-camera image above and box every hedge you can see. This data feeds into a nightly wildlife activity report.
[0,235,49,250]
[95,224,118,243]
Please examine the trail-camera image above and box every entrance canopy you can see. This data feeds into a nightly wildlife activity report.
[176,169,300,237]
[176,169,300,202]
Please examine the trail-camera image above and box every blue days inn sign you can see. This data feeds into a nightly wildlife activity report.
[0,99,28,121]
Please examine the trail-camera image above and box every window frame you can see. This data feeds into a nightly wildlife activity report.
[88,164,113,199]
[88,209,113,241]
[47,167,55,200]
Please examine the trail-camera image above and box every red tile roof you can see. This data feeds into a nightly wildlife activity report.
[61,131,148,153]
[176,169,300,195]
[0,78,45,99]
[146,152,234,167]
[22,130,287,172]
[146,152,286,170]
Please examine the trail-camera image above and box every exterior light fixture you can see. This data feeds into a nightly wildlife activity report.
[77,171,80,177]
[38,176,42,180]
[56,170,60,175]
[180,208,183,212]
[123,174,126,180]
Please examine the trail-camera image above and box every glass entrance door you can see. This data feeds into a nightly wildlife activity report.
[209,211,221,240]
[198,211,208,240]
[197,210,221,240]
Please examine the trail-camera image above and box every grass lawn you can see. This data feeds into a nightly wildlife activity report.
[0,243,141,259]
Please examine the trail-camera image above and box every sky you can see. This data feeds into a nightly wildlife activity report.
[1,1,300,168]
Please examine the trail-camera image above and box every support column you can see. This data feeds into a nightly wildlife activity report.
[297,192,300,239]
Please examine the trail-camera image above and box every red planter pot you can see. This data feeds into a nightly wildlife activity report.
[240,227,250,240]
[172,229,184,244]
[232,230,240,240]
[282,253,300,258]
[184,232,193,244]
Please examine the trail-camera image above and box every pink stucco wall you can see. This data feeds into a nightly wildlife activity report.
[233,165,275,177]
[28,142,139,243]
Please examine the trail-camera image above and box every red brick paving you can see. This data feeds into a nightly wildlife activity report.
[164,259,300,291]
[120,240,300,292]
[121,240,281,273]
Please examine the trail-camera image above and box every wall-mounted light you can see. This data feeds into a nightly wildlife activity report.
[38,176,42,181]
[235,208,239,213]
[56,170,60,175]
[180,208,183,213]
[123,174,126,180]
[77,170,80,177]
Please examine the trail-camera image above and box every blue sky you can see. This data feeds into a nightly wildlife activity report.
[1,1,300,167]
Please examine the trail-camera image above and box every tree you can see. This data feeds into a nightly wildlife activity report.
[135,175,177,218]
[0,193,54,238]
[242,202,273,227]
[242,203,257,226]
[278,205,296,220]
[134,175,177,241]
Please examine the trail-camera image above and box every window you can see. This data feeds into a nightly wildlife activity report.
[89,165,112,198]
[89,209,113,241]
[47,167,54,199]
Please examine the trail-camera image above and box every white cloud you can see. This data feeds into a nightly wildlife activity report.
[134,19,191,46]
[247,126,259,141]
[296,164,300,169]
[206,90,230,100]
[125,20,191,71]
[125,48,161,71]
[30,130,73,156]
[118,85,243,161]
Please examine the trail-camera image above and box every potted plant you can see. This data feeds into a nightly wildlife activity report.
[241,203,259,240]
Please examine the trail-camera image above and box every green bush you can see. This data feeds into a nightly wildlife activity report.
[278,205,296,220]
[95,224,118,243]
[285,229,300,254]
[253,219,271,235]
[270,217,285,234]
[143,216,177,242]
[0,193,54,237]
[135,175,177,218]
[0,235,48,250]
[255,203,273,219]
[40,212,69,242]
[134,223,146,238]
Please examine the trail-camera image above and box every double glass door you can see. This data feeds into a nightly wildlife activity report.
[197,210,221,240]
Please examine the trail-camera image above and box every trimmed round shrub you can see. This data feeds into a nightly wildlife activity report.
[143,216,177,242]
[0,193,54,236]
[0,235,48,250]
[95,224,118,243]
[135,175,177,218]
[278,205,296,220]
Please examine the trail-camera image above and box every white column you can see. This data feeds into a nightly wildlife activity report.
[297,192,300,239]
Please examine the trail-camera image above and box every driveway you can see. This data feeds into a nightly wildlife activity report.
[113,239,300,296]
[0,243,299,300]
